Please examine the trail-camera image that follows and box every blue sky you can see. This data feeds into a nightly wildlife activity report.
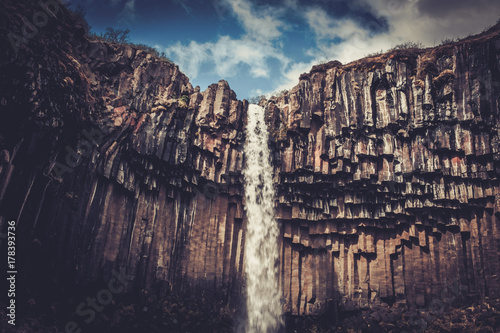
[66,0,500,100]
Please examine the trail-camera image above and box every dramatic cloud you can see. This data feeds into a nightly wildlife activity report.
[302,0,500,61]
[164,0,290,83]
[416,0,500,18]
[106,0,500,97]
[273,0,500,94]
[305,8,367,41]
[166,36,289,80]
[357,0,500,47]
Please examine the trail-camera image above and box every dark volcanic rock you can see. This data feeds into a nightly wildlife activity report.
[0,1,500,330]
[266,25,500,315]
[0,0,247,316]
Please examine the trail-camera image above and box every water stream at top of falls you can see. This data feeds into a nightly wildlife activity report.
[243,104,282,333]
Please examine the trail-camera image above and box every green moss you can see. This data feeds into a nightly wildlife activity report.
[178,95,190,108]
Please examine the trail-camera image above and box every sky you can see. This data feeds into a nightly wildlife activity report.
[65,0,500,100]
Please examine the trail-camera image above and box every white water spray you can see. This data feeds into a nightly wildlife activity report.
[243,104,282,333]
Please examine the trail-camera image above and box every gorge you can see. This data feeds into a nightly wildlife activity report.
[1,1,500,332]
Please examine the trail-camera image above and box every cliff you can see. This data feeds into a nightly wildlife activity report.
[0,0,499,331]
[0,1,247,330]
[266,25,500,315]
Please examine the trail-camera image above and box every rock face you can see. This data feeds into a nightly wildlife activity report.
[0,1,247,310]
[0,0,499,323]
[266,30,500,314]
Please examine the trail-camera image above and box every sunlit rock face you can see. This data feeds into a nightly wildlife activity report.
[1,1,500,326]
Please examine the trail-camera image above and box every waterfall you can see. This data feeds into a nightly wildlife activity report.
[243,104,282,333]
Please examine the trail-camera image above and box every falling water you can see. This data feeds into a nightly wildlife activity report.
[243,104,282,333]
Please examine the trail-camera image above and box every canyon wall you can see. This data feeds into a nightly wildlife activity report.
[0,1,248,309]
[267,30,500,314]
[1,0,499,320]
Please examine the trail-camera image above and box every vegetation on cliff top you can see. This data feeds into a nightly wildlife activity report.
[68,5,173,63]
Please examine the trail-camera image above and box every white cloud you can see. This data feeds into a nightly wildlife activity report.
[305,9,364,41]
[165,40,211,79]
[272,61,316,93]
[163,0,500,97]
[222,0,284,41]
[302,0,500,65]
[272,0,500,94]
[163,0,290,84]
[165,36,290,80]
